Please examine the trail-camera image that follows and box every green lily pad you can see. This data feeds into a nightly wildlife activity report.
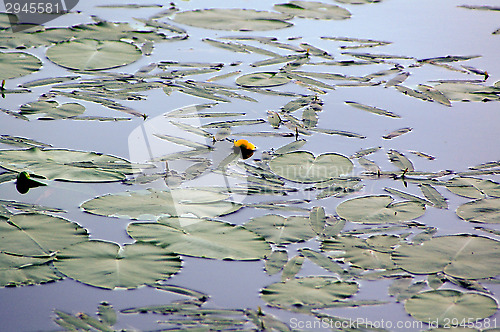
[392,235,500,279]
[235,72,290,88]
[447,177,500,199]
[261,276,358,308]
[274,1,351,20]
[54,240,181,289]
[245,214,316,245]
[456,198,500,223]
[46,39,142,71]
[0,213,88,257]
[127,218,271,260]
[269,151,353,183]
[20,100,85,120]
[0,147,133,182]
[173,9,293,31]
[336,195,426,223]
[81,189,242,220]
[434,82,500,102]
[0,253,62,287]
[405,290,498,326]
[0,52,42,80]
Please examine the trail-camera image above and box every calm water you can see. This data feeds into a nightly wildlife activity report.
[1,0,499,331]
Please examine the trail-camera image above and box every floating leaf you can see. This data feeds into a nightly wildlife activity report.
[245,214,316,245]
[385,72,410,88]
[0,135,52,148]
[236,72,290,88]
[446,177,500,199]
[97,302,117,326]
[265,250,288,275]
[0,253,61,287]
[261,277,358,308]
[404,290,497,326]
[46,39,142,71]
[20,100,85,120]
[388,150,414,171]
[269,151,353,183]
[345,101,400,118]
[420,184,448,209]
[382,127,412,140]
[281,255,304,281]
[127,218,271,260]
[336,195,426,223]
[0,52,42,80]
[299,248,345,275]
[392,235,500,279]
[418,84,452,106]
[173,9,293,31]
[274,139,307,155]
[0,213,88,257]
[274,1,351,20]
[0,147,132,182]
[352,146,381,159]
[384,187,432,206]
[81,188,242,220]
[54,241,181,289]
[358,157,380,173]
[456,198,500,224]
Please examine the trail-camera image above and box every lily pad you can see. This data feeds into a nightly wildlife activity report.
[0,52,42,80]
[81,189,242,220]
[0,147,133,182]
[235,72,290,88]
[245,214,316,245]
[173,9,293,31]
[0,253,62,287]
[269,151,353,183]
[54,240,181,289]
[46,39,142,71]
[456,198,500,223]
[20,100,85,120]
[127,218,270,260]
[0,213,88,257]
[261,276,358,308]
[274,1,351,20]
[391,235,500,279]
[405,290,498,326]
[447,177,500,199]
[336,195,426,223]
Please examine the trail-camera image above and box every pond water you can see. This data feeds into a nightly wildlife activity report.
[1,0,500,331]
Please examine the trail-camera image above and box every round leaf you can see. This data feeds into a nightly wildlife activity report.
[127,218,271,260]
[244,214,316,245]
[81,189,242,220]
[54,240,181,289]
[269,151,353,183]
[173,9,293,31]
[336,195,426,223]
[0,147,131,182]
[274,1,351,20]
[46,39,142,71]
[392,235,500,279]
[405,290,498,326]
[457,198,500,223]
[261,276,358,308]
[0,213,88,256]
[0,253,62,287]
[0,52,42,80]
[235,72,290,88]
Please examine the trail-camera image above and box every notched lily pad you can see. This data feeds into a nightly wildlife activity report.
[336,195,426,223]
[405,290,498,326]
[127,217,271,260]
[46,39,142,71]
[173,9,294,31]
[0,253,61,287]
[54,240,181,289]
[269,151,353,183]
[20,100,85,120]
[261,276,358,308]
